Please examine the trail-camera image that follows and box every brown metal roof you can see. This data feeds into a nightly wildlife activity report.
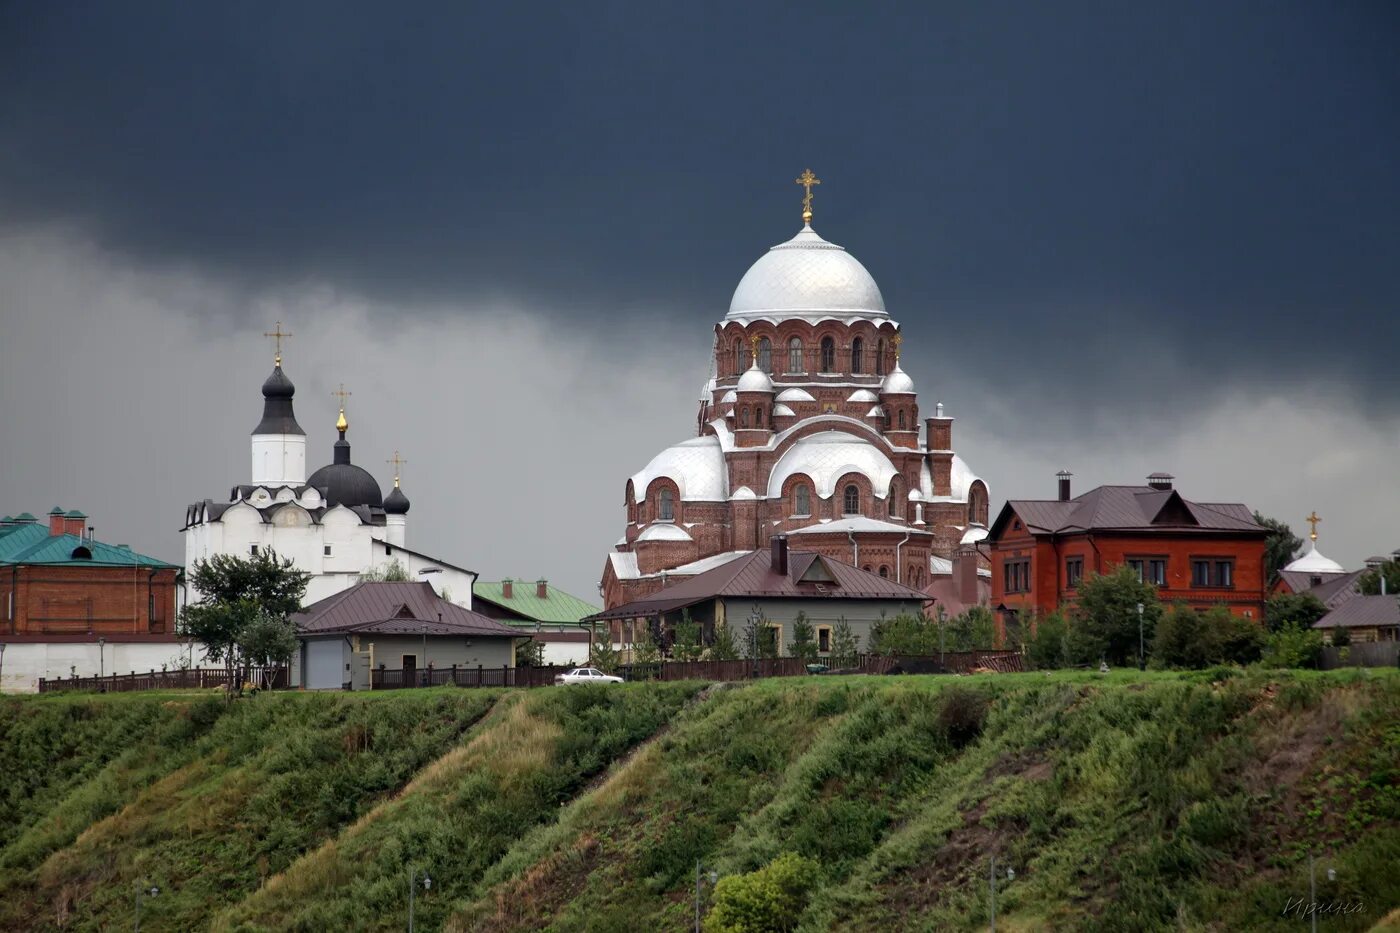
[294,582,521,638]
[1278,569,1365,608]
[587,548,927,622]
[995,485,1265,538]
[1313,594,1400,629]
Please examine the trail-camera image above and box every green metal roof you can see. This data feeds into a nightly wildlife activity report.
[65,509,87,518]
[15,513,37,521]
[0,517,177,568]
[473,580,600,625]
[48,506,64,515]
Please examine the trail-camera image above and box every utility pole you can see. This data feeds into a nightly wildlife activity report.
[1136,602,1145,671]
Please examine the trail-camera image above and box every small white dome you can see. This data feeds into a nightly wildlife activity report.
[847,388,879,403]
[720,389,738,404]
[776,387,816,403]
[881,361,915,395]
[772,403,796,417]
[727,225,887,322]
[766,430,899,499]
[630,435,728,502]
[737,362,774,393]
[908,488,924,502]
[866,406,886,418]
[636,523,693,543]
[960,525,989,545]
[1284,542,1345,574]
[730,486,758,501]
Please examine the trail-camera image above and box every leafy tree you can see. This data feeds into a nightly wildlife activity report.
[358,559,410,582]
[1358,559,1400,596]
[1026,609,1070,670]
[1073,565,1162,666]
[1263,592,1328,633]
[741,606,779,660]
[1154,603,1267,670]
[238,611,299,689]
[709,622,740,661]
[704,852,819,933]
[789,612,818,663]
[1255,512,1303,585]
[1261,621,1324,669]
[589,625,619,672]
[515,633,546,667]
[670,611,704,662]
[1210,607,1268,666]
[868,612,937,656]
[829,617,860,668]
[1329,624,1350,648]
[178,550,309,694]
[632,626,663,670]
[947,606,997,652]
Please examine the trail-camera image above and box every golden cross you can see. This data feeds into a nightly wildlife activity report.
[331,383,351,432]
[1305,510,1321,542]
[262,321,293,365]
[892,331,903,361]
[386,451,407,487]
[750,333,762,360]
[795,168,821,223]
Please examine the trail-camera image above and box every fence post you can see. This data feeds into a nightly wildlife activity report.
[477,664,483,688]
[503,665,508,688]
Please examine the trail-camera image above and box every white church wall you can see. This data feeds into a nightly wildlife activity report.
[0,641,211,693]
[251,433,307,486]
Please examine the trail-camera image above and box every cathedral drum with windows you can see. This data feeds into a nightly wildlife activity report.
[601,174,990,609]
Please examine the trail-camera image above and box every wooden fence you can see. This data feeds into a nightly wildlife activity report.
[1321,642,1400,670]
[37,666,289,694]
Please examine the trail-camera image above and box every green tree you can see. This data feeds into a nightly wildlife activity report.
[1255,512,1303,585]
[789,612,818,663]
[514,633,546,667]
[632,626,662,675]
[1358,559,1400,596]
[1073,565,1162,666]
[1329,624,1350,648]
[357,558,410,582]
[742,606,779,660]
[709,622,740,661]
[704,852,819,933]
[829,617,860,668]
[238,610,299,689]
[947,606,997,651]
[1210,607,1267,666]
[178,550,309,694]
[1026,609,1070,670]
[868,612,937,656]
[1263,592,1328,633]
[589,625,619,672]
[1152,603,1210,669]
[671,611,704,662]
[1261,621,1324,669]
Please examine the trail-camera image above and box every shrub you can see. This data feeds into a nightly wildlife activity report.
[936,686,988,749]
[1329,625,1351,648]
[1263,592,1327,633]
[671,611,704,662]
[1026,610,1070,669]
[705,852,820,933]
[1260,622,1324,669]
[947,606,997,651]
[869,612,938,656]
[829,618,860,668]
[710,623,740,661]
[789,612,818,663]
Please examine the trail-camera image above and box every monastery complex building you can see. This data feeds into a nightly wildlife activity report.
[602,182,989,609]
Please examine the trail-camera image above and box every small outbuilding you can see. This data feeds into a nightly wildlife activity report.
[293,581,525,690]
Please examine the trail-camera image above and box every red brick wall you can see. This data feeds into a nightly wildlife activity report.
[1,565,179,636]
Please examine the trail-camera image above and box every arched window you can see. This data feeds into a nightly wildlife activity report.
[843,484,859,515]
[898,409,906,430]
[851,337,863,374]
[787,337,803,373]
[876,339,886,376]
[659,488,674,521]
[740,407,750,427]
[755,406,764,427]
[758,337,772,373]
[820,337,836,373]
[732,338,743,375]
[879,565,890,579]
[794,484,810,516]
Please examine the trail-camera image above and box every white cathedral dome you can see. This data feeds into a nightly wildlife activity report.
[1284,541,1346,574]
[765,430,899,499]
[630,435,728,502]
[881,361,915,395]
[737,361,774,393]
[727,225,887,323]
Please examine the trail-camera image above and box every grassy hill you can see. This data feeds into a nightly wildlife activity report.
[0,670,1395,931]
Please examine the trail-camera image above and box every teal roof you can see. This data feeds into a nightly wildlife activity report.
[65,509,87,518]
[48,506,64,515]
[0,519,177,568]
[473,580,600,625]
[15,513,37,521]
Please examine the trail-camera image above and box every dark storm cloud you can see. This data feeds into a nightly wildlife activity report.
[2,0,1399,416]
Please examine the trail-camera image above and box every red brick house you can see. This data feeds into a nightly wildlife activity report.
[986,473,1269,641]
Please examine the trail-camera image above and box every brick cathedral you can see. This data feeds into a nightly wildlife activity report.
[601,173,990,609]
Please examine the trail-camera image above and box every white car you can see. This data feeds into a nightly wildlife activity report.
[554,667,624,686]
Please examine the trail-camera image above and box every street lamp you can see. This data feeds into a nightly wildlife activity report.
[1308,857,1337,933]
[99,636,106,680]
[408,867,432,932]
[0,642,6,691]
[134,883,159,932]
[1135,602,1145,671]
[694,861,720,932]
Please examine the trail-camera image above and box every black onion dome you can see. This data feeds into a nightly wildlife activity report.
[307,428,382,508]
[384,485,410,515]
[252,365,306,435]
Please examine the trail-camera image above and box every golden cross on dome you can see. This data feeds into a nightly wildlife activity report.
[795,168,821,223]
[1305,510,1321,542]
[892,331,903,361]
[750,334,762,360]
[331,384,351,431]
[386,451,407,488]
[262,321,293,365]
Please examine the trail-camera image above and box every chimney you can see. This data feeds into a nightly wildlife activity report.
[1147,472,1174,491]
[536,579,548,599]
[956,546,980,606]
[502,578,513,599]
[771,534,789,576]
[48,507,65,536]
[63,511,88,537]
[1057,471,1072,502]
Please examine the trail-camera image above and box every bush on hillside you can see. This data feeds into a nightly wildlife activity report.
[705,852,819,933]
[1263,592,1327,633]
[1026,610,1070,669]
[1153,604,1266,669]
[1260,622,1324,669]
[936,686,988,749]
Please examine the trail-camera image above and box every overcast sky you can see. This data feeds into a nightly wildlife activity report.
[1,2,1397,600]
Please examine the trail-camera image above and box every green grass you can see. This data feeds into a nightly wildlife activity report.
[1,671,1395,932]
